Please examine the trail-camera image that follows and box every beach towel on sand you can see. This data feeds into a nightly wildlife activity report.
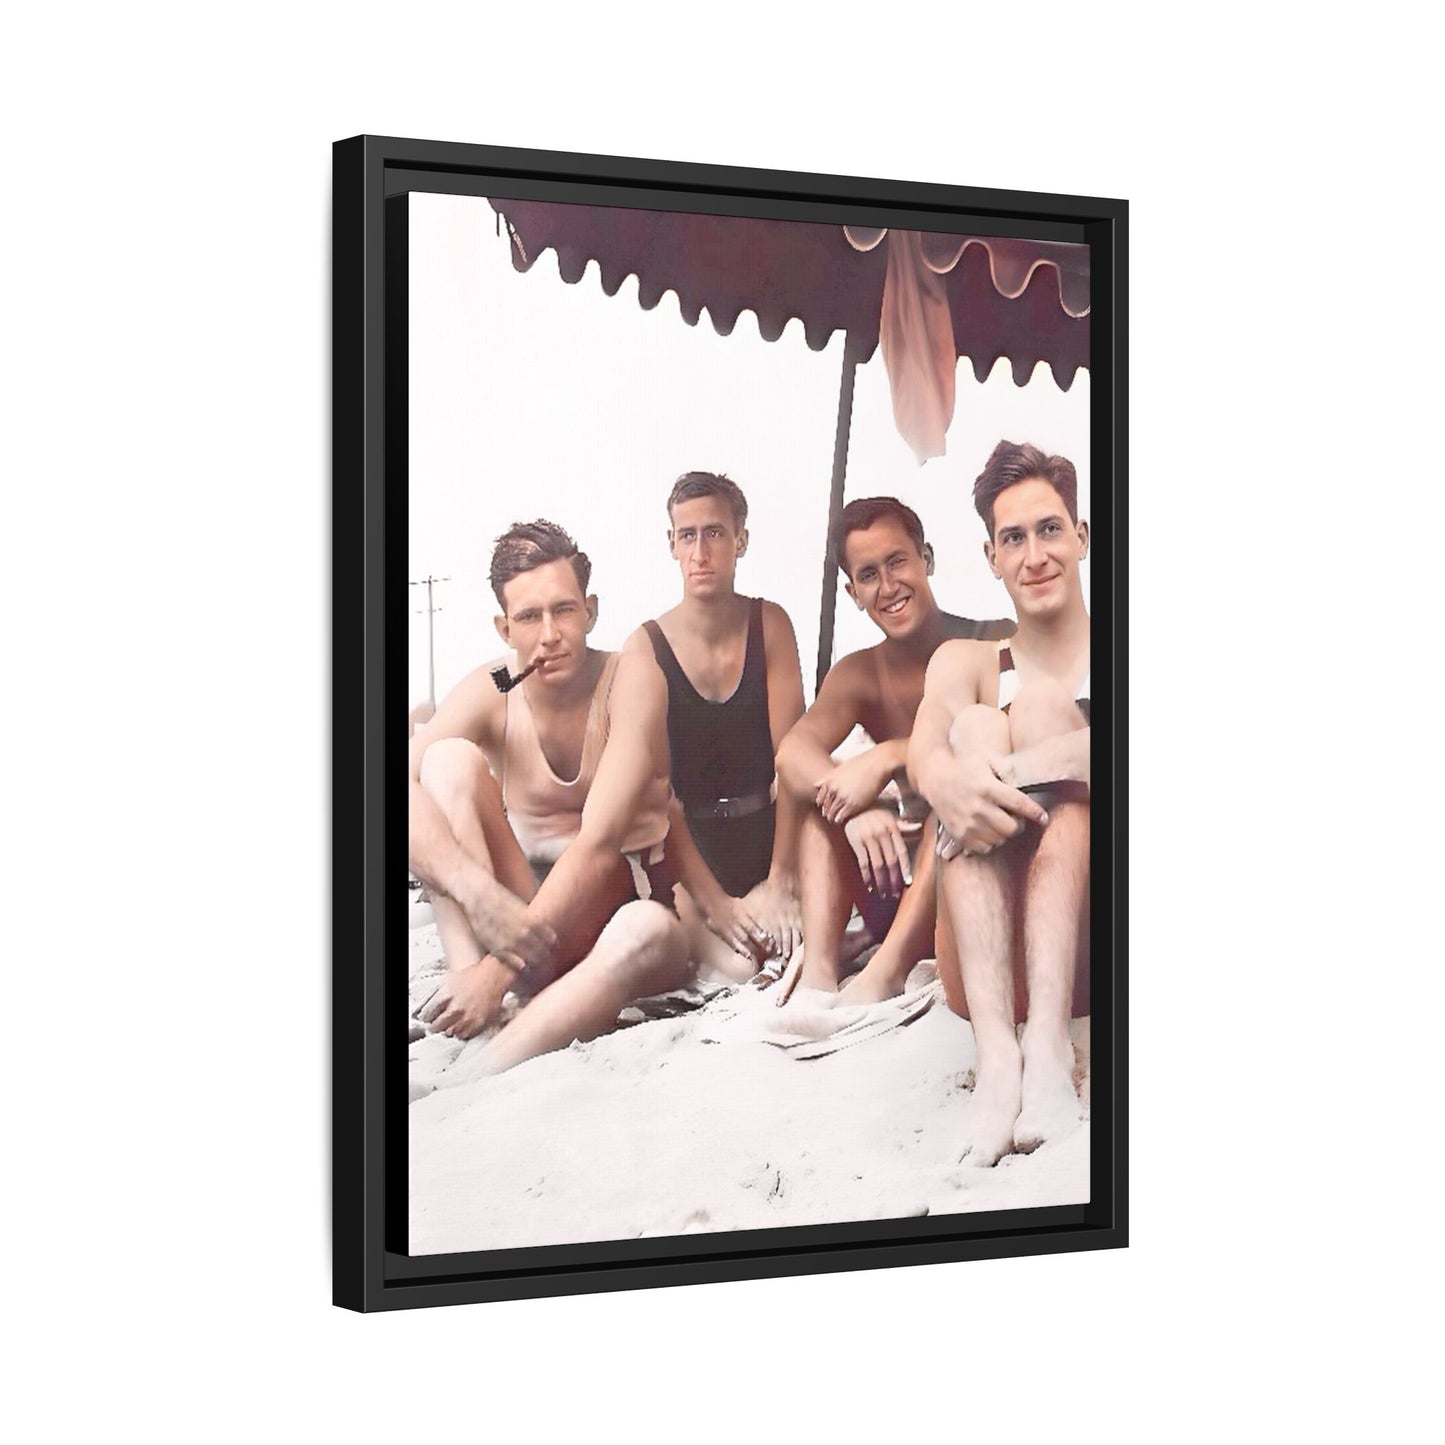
[758,965,943,1060]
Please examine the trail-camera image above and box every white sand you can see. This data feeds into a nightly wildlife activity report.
[407,919,1089,1255]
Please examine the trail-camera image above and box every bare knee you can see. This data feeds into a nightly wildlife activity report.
[593,900,686,991]
[948,704,1011,756]
[1007,682,1086,749]
[418,737,494,813]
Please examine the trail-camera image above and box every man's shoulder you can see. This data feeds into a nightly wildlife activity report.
[441,656,511,716]
[756,597,799,651]
[927,637,1000,686]
[942,612,1016,643]
[828,644,882,686]
[816,644,887,715]
[607,647,666,702]
[756,596,794,628]
[622,622,660,656]
[411,657,508,767]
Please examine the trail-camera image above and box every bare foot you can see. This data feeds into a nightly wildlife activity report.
[839,960,907,1005]
[1013,1028,1080,1153]
[771,988,845,1039]
[459,874,556,972]
[959,1042,1022,1167]
[797,955,841,993]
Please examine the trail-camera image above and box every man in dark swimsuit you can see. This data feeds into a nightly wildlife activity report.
[624,471,807,975]
[908,442,1092,1166]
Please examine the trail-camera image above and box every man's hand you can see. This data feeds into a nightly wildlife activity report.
[417,957,514,1040]
[455,872,557,973]
[704,893,773,964]
[742,874,802,961]
[931,750,1048,859]
[843,808,914,899]
[815,750,891,825]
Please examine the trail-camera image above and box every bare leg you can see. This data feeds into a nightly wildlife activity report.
[1013,799,1088,1148]
[939,705,1024,1166]
[934,888,968,1017]
[470,901,689,1074]
[796,809,858,990]
[418,739,538,971]
[1006,684,1090,1151]
[840,832,937,1002]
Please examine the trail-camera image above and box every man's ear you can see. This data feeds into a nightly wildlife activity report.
[736,527,749,558]
[984,540,1001,579]
[666,529,677,557]
[494,613,511,646]
[1077,519,1090,559]
[844,578,864,610]
[585,594,599,632]
[923,542,935,575]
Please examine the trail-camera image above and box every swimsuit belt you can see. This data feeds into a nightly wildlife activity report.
[683,783,775,821]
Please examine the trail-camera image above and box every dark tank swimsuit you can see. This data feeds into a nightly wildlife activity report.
[642,598,775,897]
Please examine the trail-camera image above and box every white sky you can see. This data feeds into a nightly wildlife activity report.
[409,191,1090,709]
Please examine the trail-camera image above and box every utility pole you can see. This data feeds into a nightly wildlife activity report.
[409,575,450,710]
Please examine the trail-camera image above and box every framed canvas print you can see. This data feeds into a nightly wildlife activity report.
[333,134,1127,1311]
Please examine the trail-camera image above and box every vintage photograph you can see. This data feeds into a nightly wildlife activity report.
[403,188,1094,1255]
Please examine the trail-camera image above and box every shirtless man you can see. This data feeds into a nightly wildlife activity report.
[908,442,1091,1165]
[775,497,1012,997]
[624,471,807,975]
[408,520,689,1075]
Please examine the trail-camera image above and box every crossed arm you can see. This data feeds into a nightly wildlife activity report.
[907,641,1061,856]
[776,655,904,817]
[775,655,919,897]
[999,727,1091,791]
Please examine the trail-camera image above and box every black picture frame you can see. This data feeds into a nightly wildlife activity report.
[333,133,1128,1312]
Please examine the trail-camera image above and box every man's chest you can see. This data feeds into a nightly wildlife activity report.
[668,628,747,703]
[859,668,927,741]
[531,701,595,782]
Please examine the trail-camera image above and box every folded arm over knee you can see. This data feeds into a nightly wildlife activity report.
[998,681,1090,792]
[776,654,875,811]
[909,643,1046,856]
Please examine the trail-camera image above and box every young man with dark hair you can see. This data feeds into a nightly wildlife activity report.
[775,496,1012,998]
[624,471,807,973]
[408,519,689,1075]
[908,440,1091,1166]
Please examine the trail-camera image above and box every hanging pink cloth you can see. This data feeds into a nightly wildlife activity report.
[844,226,1090,463]
[880,230,959,463]
[844,226,958,463]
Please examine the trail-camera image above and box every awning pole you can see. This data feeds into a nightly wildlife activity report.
[815,336,860,698]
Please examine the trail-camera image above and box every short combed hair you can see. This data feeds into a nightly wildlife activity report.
[667,471,748,530]
[489,519,591,607]
[832,496,926,578]
[973,441,1079,536]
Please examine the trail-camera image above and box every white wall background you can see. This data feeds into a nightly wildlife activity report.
[6,4,1438,1441]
